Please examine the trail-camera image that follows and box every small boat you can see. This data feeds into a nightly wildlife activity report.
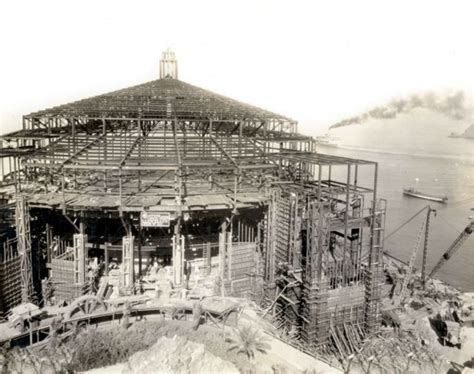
[315,133,340,148]
[403,188,448,204]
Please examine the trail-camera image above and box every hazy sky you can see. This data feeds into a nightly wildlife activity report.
[1,0,473,136]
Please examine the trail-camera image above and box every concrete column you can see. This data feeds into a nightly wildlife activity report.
[73,234,88,284]
[218,220,228,281]
[172,221,184,285]
[226,230,232,281]
[122,234,134,288]
[204,242,211,275]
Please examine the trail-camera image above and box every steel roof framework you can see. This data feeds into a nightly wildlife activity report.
[7,117,377,216]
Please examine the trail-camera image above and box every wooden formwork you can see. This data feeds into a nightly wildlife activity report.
[300,277,330,346]
[50,251,85,302]
[274,281,301,333]
[364,201,386,334]
[274,192,291,265]
[0,240,21,319]
[327,285,366,326]
[364,266,384,334]
[227,242,258,298]
[272,170,385,349]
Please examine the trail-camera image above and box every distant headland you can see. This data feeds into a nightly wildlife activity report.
[449,123,474,139]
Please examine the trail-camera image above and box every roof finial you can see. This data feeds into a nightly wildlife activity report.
[160,48,178,79]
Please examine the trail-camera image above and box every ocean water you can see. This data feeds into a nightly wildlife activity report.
[321,111,474,291]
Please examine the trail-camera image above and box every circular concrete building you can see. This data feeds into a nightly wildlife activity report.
[0,50,385,349]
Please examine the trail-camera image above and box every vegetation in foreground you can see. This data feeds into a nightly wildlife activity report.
[0,319,278,374]
[226,325,271,359]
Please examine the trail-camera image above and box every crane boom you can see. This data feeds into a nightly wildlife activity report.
[395,214,427,304]
[428,221,474,278]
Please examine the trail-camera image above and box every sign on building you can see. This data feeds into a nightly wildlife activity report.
[140,212,171,228]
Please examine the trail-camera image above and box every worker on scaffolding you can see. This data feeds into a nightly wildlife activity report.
[151,257,160,276]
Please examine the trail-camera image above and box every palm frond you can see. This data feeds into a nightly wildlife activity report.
[225,325,271,360]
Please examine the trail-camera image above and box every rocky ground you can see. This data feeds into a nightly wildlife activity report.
[79,305,341,374]
[365,257,474,374]
[123,335,240,374]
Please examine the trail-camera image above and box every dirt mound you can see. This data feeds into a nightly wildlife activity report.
[122,335,239,374]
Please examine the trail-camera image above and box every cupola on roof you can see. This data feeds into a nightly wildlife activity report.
[26,49,295,124]
[160,48,178,79]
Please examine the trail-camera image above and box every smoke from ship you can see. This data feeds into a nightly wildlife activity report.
[329,90,471,130]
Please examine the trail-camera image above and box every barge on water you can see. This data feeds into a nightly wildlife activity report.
[403,187,448,204]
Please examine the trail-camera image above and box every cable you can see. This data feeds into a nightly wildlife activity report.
[447,196,474,207]
[437,215,462,235]
[385,205,429,241]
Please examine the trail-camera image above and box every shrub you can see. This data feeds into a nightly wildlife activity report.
[226,325,271,360]
[43,319,167,372]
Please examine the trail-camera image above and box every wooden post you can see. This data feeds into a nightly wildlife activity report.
[173,219,183,285]
[119,168,123,217]
[342,164,351,284]
[102,118,107,191]
[46,223,52,265]
[138,223,143,277]
[238,121,243,158]
[317,164,323,280]
[15,194,33,302]
[219,219,228,295]
[367,163,378,268]
[61,168,66,214]
[104,242,109,276]
[227,228,232,282]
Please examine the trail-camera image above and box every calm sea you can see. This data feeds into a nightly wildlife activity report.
[321,112,474,291]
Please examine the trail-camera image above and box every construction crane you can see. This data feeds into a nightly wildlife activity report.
[394,212,428,305]
[428,220,474,278]
[385,205,436,298]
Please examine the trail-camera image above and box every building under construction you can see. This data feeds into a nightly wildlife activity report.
[0,50,386,349]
